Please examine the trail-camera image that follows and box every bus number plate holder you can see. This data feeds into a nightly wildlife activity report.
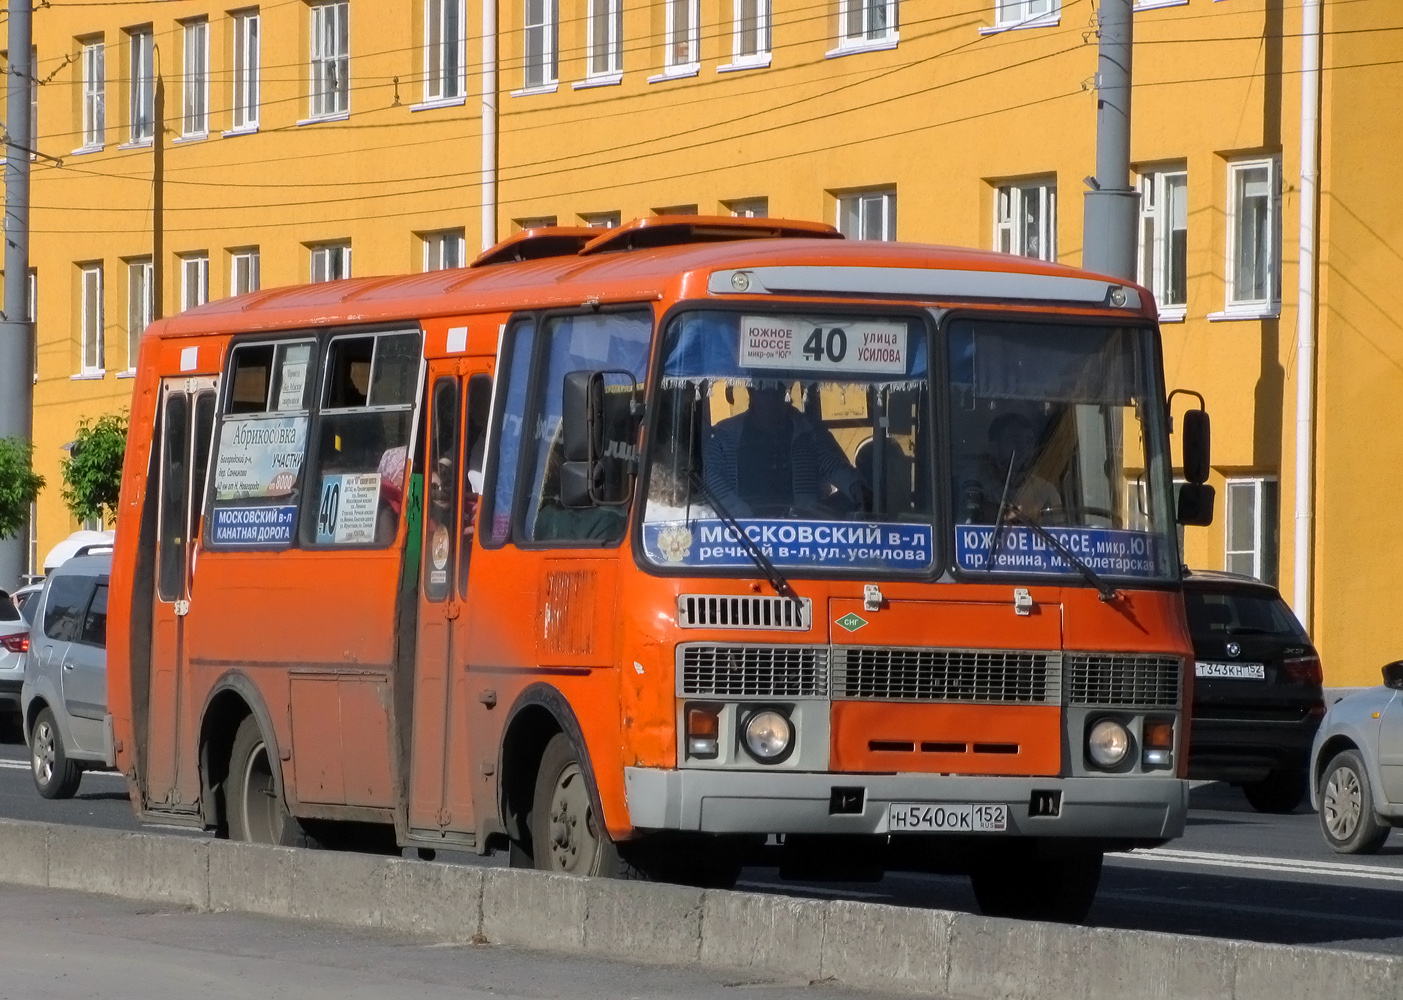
[888,802,1007,833]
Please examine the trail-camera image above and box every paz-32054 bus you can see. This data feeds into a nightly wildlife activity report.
[100,217,1214,922]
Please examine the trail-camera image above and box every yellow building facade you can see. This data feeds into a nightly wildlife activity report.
[8,0,1401,684]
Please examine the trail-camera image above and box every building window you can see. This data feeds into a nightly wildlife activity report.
[996,0,1057,28]
[182,19,209,137]
[837,189,896,241]
[127,258,152,371]
[839,0,896,49]
[732,0,771,63]
[80,39,105,149]
[727,197,768,217]
[1137,168,1187,314]
[311,242,352,281]
[995,180,1056,261]
[523,0,557,88]
[654,204,697,216]
[80,263,103,374]
[423,230,466,270]
[587,0,622,78]
[515,215,557,229]
[1225,477,1279,584]
[128,29,154,143]
[233,10,261,130]
[425,0,465,100]
[28,269,37,379]
[231,249,260,295]
[580,211,620,228]
[28,46,37,160]
[26,502,38,583]
[666,0,700,70]
[180,253,209,310]
[310,2,350,118]
[1226,157,1280,311]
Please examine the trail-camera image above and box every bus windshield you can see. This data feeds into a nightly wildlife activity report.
[641,310,934,575]
[948,319,1177,582]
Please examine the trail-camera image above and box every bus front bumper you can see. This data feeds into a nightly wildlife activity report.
[623,767,1188,840]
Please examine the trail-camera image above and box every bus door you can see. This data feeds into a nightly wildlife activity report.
[408,359,493,840]
[145,376,217,812]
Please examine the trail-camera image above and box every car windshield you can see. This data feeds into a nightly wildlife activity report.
[948,319,1177,582]
[641,310,933,575]
[1185,588,1304,639]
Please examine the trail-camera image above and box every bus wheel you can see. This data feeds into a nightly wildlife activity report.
[530,733,640,878]
[969,849,1103,923]
[227,715,313,847]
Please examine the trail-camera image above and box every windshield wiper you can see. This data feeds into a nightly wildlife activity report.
[688,471,804,616]
[993,505,1120,603]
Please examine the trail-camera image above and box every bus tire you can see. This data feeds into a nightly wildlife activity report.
[227,715,315,848]
[969,848,1102,923]
[31,707,82,800]
[529,733,645,879]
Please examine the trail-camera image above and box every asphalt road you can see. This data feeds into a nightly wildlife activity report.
[3,742,1402,956]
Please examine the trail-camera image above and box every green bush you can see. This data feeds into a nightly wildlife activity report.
[61,413,128,526]
[0,437,44,540]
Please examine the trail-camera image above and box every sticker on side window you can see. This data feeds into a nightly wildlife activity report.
[316,473,381,545]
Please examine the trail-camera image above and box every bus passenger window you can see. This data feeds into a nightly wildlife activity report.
[311,330,423,548]
[459,374,491,597]
[483,321,535,547]
[158,392,190,600]
[523,310,651,545]
[424,377,459,603]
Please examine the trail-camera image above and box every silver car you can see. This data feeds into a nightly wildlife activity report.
[21,554,113,799]
[1310,661,1403,853]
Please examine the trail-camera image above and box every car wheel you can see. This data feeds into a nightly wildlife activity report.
[1319,750,1390,854]
[31,707,82,800]
[528,733,646,879]
[1243,768,1308,814]
[226,715,314,847]
[969,850,1103,923]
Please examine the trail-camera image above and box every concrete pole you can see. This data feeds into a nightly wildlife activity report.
[0,0,35,589]
[1081,0,1138,281]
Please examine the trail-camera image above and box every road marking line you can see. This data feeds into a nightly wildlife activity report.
[0,759,124,778]
[1117,847,1403,884]
[1097,889,1403,929]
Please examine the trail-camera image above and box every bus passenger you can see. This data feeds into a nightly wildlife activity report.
[703,384,868,519]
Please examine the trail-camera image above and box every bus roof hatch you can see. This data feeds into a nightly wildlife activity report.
[577,215,843,256]
[470,227,601,268]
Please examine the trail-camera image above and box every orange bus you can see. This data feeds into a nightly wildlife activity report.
[104,217,1213,922]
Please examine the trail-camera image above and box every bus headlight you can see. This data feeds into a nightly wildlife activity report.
[742,709,794,764]
[1086,719,1131,769]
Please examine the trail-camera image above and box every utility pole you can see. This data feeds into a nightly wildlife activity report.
[1081,0,1138,281]
[0,0,35,590]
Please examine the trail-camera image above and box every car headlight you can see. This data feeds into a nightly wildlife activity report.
[1087,719,1131,769]
[742,709,794,764]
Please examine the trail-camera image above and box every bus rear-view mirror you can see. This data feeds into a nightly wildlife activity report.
[1176,482,1215,527]
[563,370,600,464]
[1181,408,1211,485]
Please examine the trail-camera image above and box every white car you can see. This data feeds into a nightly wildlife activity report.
[0,590,28,740]
[1310,662,1403,853]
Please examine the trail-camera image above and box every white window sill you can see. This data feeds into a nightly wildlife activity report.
[826,35,899,59]
[979,15,1060,35]
[573,74,623,89]
[1135,0,1188,9]
[297,111,350,126]
[648,65,700,84]
[173,132,209,144]
[718,54,772,73]
[1157,306,1187,324]
[118,139,153,151]
[222,125,260,137]
[1208,304,1281,322]
[70,144,104,156]
[116,368,137,379]
[71,370,106,381]
[411,95,467,111]
[510,83,559,97]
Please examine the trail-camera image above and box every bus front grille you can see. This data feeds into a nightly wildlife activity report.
[831,647,1060,704]
[679,644,829,698]
[1065,653,1182,707]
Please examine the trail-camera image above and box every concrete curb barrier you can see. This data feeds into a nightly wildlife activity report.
[0,818,1397,999]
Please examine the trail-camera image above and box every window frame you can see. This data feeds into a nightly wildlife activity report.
[232,9,261,131]
[424,0,466,102]
[1136,166,1188,318]
[993,0,1058,29]
[80,263,104,375]
[310,242,352,282]
[994,179,1057,262]
[128,28,154,144]
[181,18,210,138]
[180,253,209,311]
[422,230,466,271]
[309,1,351,119]
[836,0,898,52]
[126,257,152,372]
[80,38,105,150]
[727,0,771,67]
[231,248,261,295]
[522,0,558,90]
[1224,475,1279,585]
[836,188,897,241]
[586,0,623,79]
[664,0,701,74]
[1224,156,1281,315]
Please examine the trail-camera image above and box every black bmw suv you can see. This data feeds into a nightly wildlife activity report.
[1183,571,1326,812]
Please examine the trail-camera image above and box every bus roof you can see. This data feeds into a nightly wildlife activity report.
[147,234,1154,342]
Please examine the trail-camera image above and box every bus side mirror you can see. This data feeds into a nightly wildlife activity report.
[563,370,601,464]
[1182,408,1211,485]
[1383,661,1403,691]
[1177,482,1215,527]
[560,369,640,508]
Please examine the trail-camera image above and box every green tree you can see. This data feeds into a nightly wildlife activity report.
[0,437,44,540]
[62,413,128,526]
